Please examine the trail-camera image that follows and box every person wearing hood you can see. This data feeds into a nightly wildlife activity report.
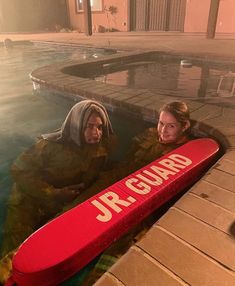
[0,100,115,284]
[62,101,193,212]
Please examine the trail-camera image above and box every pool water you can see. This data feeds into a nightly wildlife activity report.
[0,43,151,267]
[94,58,235,101]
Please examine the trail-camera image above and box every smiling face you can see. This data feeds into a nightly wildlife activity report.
[84,113,103,144]
[157,111,189,144]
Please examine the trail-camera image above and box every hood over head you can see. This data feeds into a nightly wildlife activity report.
[41,100,113,146]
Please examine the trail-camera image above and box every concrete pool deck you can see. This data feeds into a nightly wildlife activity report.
[1,32,235,285]
[1,31,235,60]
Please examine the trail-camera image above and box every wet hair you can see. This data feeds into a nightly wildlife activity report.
[41,100,113,146]
[159,101,190,128]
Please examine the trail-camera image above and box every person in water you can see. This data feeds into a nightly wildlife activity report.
[0,99,115,285]
[80,101,193,285]
[62,100,192,211]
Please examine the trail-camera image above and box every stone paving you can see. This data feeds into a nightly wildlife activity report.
[1,32,235,285]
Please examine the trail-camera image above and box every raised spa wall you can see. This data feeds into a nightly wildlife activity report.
[30,50,235,151]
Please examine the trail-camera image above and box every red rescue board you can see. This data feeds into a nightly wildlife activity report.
[7,138,219,286]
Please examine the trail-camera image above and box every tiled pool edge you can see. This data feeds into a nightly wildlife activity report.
[30,50,235,150]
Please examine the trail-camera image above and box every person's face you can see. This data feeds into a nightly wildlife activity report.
[157,111,188,144]
[84,113,103,144]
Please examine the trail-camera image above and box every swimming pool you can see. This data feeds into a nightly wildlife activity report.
[0,43,151,259]
[49,50,235,119]
[93,57,235,100]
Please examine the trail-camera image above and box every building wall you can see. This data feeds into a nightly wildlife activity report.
[2,0,233,34]
[216,0,235,34]
[0,0,68,32]
[67,0,128,32]
[0,1,22,32]
[184,0,211,33]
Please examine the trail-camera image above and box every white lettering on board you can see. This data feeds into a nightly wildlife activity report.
[125,178,151,194]
[99,192,132,213]
[158,158,186,172]
[92,153,192,222]
[136,170,163,186]
[91,200,112,222]
[168,154,192,166]
[91,192,134,222]
[150,165,176,180]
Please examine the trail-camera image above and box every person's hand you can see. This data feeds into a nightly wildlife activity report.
[54,183,85,202]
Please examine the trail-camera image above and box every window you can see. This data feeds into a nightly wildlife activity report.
[77,0,83,11]
[76,0,103,12]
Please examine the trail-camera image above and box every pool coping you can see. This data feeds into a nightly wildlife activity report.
[30,49,235,150]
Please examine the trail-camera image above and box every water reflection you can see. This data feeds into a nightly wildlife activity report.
[217,71,235,97]
[95,59,235,100]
